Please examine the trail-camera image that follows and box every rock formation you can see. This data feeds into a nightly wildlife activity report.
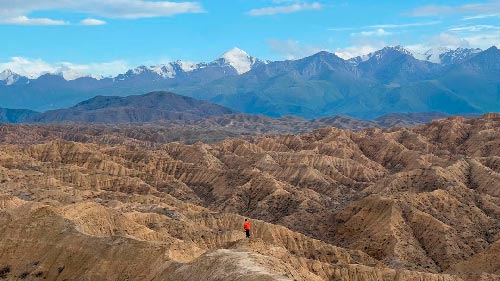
[0,113,499,280]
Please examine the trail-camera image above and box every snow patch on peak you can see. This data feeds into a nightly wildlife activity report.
[347,55,369,66]
[410,47,482,64]
[221,47,250,58]
[126,61,206,79]
[59,70,104,81]
[0,69,14,77]
[150,64,176,78]
[176,61,199,72]
[0,69,22,85]
[131,66,147,75]
[412,47,450,63]
[363,45,413,62]
[386,45,413,55]
[439,47,482,64]
[129,64,176,78]
[218,47,258,74]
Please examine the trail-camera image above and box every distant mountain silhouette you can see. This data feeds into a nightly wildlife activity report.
[26,91,236,123]
[0,107,39,123]
[1,91,464,134]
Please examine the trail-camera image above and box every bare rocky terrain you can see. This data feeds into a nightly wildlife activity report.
[0,113,499,280]
[0,111,462,146]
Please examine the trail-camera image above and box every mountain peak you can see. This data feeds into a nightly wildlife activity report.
[218,47,258,74]
[0,69,15,77]
[308,50,345,63]
[57,70,105,81]
[362,45,413,64]
[174,60,201,72]
[0,69,23,85]
[34,91,237,123]
[384,45,413,55]
[410,47,450,63]
[425,47,450,63]
[314,50,336,56]
[220,47,250,58]
[410,47,482,64]
[439,47,482,64]
[485,45,500,52]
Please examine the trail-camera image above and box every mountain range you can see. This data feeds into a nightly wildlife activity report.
[23,91,236,123]
[1,46,499,119]
[0,91,456,132]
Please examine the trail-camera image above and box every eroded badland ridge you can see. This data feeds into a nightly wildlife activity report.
[0,114,499,280]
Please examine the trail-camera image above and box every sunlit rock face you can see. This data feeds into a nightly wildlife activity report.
[0,114,499,280]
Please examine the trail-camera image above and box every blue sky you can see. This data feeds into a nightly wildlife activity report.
[0,0,499,77]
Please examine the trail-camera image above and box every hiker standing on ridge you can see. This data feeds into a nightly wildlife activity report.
[244,219,251,238]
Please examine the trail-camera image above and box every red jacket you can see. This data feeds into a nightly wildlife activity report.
[244,221,251,230]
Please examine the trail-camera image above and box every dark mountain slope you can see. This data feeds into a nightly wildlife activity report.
[27,91,237,123]
[0,108,39,123]
[437,46,500,112]
[357,46,438,84]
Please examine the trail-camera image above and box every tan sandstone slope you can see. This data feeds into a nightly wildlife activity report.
[0,113,499,280]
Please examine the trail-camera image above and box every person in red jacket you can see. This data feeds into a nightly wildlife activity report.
[243,219,251,238]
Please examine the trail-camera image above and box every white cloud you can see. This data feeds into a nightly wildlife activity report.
[266,39,326,59]
[403,44,430,55]
[351,28,392,37]
[329,21,440,32]
[271,0,301,3]
[368,21,441,29]
[328,27,356,31]
[0,57,57,78]
[80,18,106,26]
[449,25,500,32]
[430,33,471,48]
[0,1,204,25]
[407,31,500,53]
[409,1,500,17]
[0,16,68,25]
[248,2,322,16]
[267,38,386,60]
[463,14,500,20]
[334,44,386,59]
[0,57,130,79]
[462,33,500,48]
[57,61,131,79]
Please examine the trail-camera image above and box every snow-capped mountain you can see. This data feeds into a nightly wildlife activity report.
[348,45,413,66]
[57,70,105,81]
[353,45,437,84]
[368,46,413,61]
[410,47,482,64]
[123,63,182,79]
[439,48,482,64]
[0,46,487,85]
[0,48,263,84]
[215,47,263,74]
[176,61,202,72]
[116,61,199,80]
[346,55,368,66]
[348,46,483,66]
[0,69,24,85]
[116,48,262,80]
[411,47,451,63]
[0,46,499,119]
